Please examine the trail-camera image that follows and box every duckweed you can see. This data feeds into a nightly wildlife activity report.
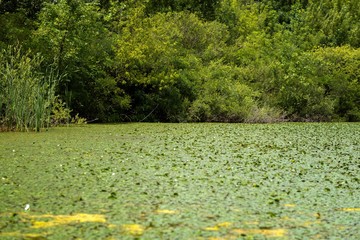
[1,123,359,239]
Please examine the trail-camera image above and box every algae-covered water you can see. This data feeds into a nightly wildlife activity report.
[1,123,359,239]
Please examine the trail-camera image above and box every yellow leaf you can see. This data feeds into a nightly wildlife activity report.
[233,228,287,237]
[154,209,178,214]
[217,222,232,228]
[204,222,232,231]
[302,220,321,227]
[208,237,233,240]
[243,221,259,225]
[281,216,293,222]
[0,232,49,238]
[121,224,145,236]
[30,213,106,228]
[284,204,296,208]
[340,208,360,212]
[204,226,220,231]
[108,224,117,228]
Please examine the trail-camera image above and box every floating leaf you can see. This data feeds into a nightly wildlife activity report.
[217,222,232,228]
[208,237,229,240]
[28,213,106,228]
[154,209,178,214]
[108,192,117,199]
[302,220,321,227]
[284,204,296,208]
[243,221,259,225]
[121,224,145,236]
[340,208,360,212]
[232,228,287,237]
[1,123,359,239]
[205,222,233,231]
[204,226,220,231]
[0,231,49,238]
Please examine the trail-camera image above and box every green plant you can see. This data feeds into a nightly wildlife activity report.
[71,113,87,125]
[51,97,71,126]
[188,62,258,122]
[245,105,285,123]
[0,45,58,131]
[51,97,87,126]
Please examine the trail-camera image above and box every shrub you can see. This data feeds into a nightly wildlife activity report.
[51,97,87,126]
[51,97,71,126]
[244,105,285,123]
[188,62,258,122]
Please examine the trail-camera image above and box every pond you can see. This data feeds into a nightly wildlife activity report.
[1,123,359,239]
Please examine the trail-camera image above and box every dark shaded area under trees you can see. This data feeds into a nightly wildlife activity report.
[1,0,359,125]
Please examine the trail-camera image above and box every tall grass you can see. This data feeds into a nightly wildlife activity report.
[0,46,59,131]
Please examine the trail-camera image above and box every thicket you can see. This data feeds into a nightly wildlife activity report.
[0,0,359,126]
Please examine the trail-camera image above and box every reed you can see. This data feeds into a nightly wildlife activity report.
[0,46,59,131]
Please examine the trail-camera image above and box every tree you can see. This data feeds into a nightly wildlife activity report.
[216,0,268,43]
[114,11,229,121]
[145,0,220,20]
[312,46,360,121]
[306,0,360,47]
[189,61,258,122]
[33,0,128,121]
[0,0,46,18]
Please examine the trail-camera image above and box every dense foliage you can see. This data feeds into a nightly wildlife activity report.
[1,0,359,123]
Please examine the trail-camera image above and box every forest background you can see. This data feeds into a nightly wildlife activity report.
[0,0,359,128]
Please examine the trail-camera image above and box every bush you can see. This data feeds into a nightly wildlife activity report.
[244,105,285,123]
[312,46,360,121]
[115,12,229,122]
[51,97,87,126]
[188,62,258,122]
[51,98,71,126]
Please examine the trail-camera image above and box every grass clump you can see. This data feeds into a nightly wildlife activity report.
[0,45,59,131]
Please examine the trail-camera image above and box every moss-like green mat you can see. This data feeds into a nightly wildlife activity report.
[1,123,359,239]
